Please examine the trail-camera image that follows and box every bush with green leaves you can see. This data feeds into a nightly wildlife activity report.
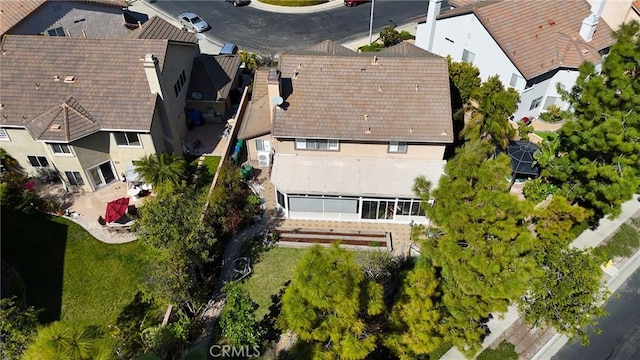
[359,42,384,52]
[523,178,558,204]
[538,104,568,123]
[476,341,518,360]
[593,224,640,260]
[399,30,415,41]
[380,26,402,47]
[0,297,41,360]
[220,283,263,347]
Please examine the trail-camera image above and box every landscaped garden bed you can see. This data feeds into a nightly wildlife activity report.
[276,228,390,249]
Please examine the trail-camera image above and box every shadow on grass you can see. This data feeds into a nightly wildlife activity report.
[0,208,66,323]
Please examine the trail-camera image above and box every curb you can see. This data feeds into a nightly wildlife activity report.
[248,0,345,14]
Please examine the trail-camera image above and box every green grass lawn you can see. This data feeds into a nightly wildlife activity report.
[533,130,558,142]
[240,247,308,320]
[1,209,150,327]
[201,155,221,176]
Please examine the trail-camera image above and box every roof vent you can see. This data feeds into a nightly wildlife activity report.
[377,85,383,92]
[364,114,369,121]
[53,75,60,81]
[548,20,556,26]
[415,84,419,92]
[581,49,590,55]
[297,63,303,68]
[293,70,299,79]
[365,127,372,134]
[64,76,75,83]
[371,56,379,65]
[440,129,448,136]
[50,124,62,131]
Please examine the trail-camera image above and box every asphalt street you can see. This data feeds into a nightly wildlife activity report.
[151,0,429,51]
[552,267,640,360]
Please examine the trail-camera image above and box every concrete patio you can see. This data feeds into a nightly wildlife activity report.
[182,122,230,156]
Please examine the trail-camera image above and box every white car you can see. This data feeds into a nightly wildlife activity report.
[178,12,209,33]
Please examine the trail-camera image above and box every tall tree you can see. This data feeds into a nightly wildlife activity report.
[280,245,384,360]
[447,56,482,106]
[0,297,40,359]
[546,20,640,220]
[460,76,520,148]
[135,153,186,188]
[134,184,217,310]
[385,259,443,359]
[220,283,263,347]
[414,141,536,356]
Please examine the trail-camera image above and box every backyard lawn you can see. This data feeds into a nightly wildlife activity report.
[240,247,308,320]
[533,130,558,142]
[0,209,150,327]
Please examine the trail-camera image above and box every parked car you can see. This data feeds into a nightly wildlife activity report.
[344,0,369,6]
[225,0,250,6]
[219,43,239,55]
[178,12,209,33]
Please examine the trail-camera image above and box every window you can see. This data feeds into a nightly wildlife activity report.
[0,128,10,141]
[461,49,475,63]
[27,156,49,168]
[255,139,271,152]
[114,132,141,147]
[543,96,558,109]
[294,139,339,151]
[50,143,72,154]
[277,191,286,208]
[174,70,187,97]
[395,199,425,217]
[509,73,523,88]
[529,97,543,110]
[47,27,65,36]
[65,171,85,186]
[388,141,407,153]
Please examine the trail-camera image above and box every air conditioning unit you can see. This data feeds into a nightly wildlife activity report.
[257,151,270,167]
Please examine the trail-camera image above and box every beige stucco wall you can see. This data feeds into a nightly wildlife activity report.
[158,43,200,149]
[246,134,275,162]
[107,132,156,179]
[588,0,640,30]
[273,139,446,160]
[1,128,51,176]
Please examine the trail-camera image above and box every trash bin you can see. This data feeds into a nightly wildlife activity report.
[241,164,254,181]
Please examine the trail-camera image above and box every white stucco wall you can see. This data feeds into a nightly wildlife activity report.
[514,69,579,120]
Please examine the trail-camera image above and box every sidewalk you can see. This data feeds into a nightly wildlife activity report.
[249,0,344,14]
[441,196,640,360]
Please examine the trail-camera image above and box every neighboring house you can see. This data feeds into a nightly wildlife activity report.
[238,40,453,224]
[416,0,616,121]
[0,0,133,38]
[587,0,640,30]
[0,23,200,192]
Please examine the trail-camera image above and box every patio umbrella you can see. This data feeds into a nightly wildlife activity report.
[105,197,130,223]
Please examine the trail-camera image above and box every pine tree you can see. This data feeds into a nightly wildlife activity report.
[280,245,384,360]
[414,141,536,356]
[546,20,640,221]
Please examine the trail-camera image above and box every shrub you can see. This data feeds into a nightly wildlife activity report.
[399,30,415,40]
[518,122,534,139]
[379,26,401,47]
[358,42,384,52]
[477,341,518,360]
[523,178,558,204]
[631,217,640,228]
[593,224,640,260]
[539,105,568,123]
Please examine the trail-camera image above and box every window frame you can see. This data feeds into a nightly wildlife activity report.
[50,143,73,155]
[388,141,408,153]
[47,27,65,36]
[0,128,10,141]
[27,156,49,168]
[461,49,476,63]
[65,171,85,186]
[529,96,543,110]
[294,138,339,151]
[113,132,142,147]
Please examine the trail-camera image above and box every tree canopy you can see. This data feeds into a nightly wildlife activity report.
[220,283,263,347]
[447,56,481,106]
[545,20,640,221]
[414,141,536,356]
[0,297,40,359]
[135,153,186,188]
[280,245,384,360]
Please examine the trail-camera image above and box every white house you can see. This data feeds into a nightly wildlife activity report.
[416,0,616,121]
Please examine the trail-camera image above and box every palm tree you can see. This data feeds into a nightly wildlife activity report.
[459,76,519,148]
[22,322,115,360]
[135,153,186,188]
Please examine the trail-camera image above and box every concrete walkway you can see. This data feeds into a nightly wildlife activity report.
[249,0,344,14]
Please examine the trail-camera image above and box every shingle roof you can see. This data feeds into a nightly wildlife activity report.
[25,96,101,142]
[127,15,197,43]
[237,69,272,140]
[272,42,453,143]
[0,35,170,134]
[186,54,242,102]
[0,0,129,35]
[437,0,615,80]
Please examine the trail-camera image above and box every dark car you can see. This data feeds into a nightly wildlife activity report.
[226,0,250,6]
[344,0,369,6]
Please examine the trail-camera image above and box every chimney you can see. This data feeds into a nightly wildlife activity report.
[142,54,163,97]
[267,68,281,124]
[423,0,443,52]
[580,0,606,42]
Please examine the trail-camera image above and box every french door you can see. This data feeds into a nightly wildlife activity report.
[87,161,116,189]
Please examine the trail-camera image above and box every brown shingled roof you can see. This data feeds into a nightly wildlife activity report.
[272,42,453,143]
[25,96,101,142]
[127,15,197,43]
[187,54,242,102]
[438,0,616,80]
[237,69,272,140]
[0,35,170,135]
[0,0,129,35]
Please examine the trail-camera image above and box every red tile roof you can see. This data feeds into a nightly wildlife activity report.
[438,0,616,80]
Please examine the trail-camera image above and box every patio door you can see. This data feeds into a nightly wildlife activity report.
[87,161,116,189]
